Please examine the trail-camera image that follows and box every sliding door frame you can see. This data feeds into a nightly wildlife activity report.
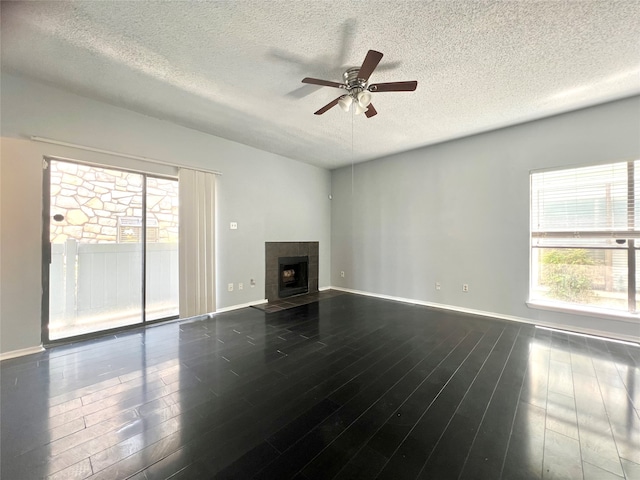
[41,156,179,346]
[41,158,52,346]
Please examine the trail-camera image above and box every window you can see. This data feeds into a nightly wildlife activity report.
[530,159,640,315]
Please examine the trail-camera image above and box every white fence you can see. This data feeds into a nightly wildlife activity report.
[50,240,178,323]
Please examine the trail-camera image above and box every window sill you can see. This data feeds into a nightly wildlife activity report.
[527,300,640,324]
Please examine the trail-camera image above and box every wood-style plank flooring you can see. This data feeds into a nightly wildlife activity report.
[1,293,639,479]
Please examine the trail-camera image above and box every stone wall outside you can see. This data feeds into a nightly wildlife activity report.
[50,161,178,244]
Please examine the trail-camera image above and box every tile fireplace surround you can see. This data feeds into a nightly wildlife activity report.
[265,242,319,302]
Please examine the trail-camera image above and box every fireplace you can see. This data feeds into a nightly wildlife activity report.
[265,242,318,302]
[278,256,308,298]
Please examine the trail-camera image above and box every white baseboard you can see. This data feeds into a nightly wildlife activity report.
[215,299,267,314]
[330,287,640,345]
[0,345,45,362]
[319,286,331,292]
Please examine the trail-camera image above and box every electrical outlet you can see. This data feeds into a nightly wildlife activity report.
[340,271,345,278]
[238,282,244,290]
[462,284,469,292]
[435,282,441,290]
[228,283,234,292]
[230,222,238,230]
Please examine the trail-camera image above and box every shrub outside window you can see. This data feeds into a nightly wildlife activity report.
[530,160,639,315]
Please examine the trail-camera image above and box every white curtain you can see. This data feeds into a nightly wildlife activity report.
[178,168,216,317]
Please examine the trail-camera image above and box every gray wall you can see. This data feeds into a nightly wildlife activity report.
[331,96,640,341]
[0,73,331,355]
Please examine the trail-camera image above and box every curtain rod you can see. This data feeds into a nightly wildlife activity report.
[30,136,222,176]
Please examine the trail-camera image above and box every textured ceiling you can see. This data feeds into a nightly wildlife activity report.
[2,1,639,170]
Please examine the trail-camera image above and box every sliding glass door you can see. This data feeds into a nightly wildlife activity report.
[45,159,178,341]
[145,176,179,321]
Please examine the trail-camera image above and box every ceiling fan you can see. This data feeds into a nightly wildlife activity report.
[302,50,417,118]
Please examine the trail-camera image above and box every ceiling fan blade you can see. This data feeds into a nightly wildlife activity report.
[364,103,377,118]
[314,97,342,115]
[368,81,418,92]
[302,77,345,88]
[357,50,384,81]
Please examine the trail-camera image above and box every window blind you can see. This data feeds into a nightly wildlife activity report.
[178,168,216,318]
[531,160,639,235]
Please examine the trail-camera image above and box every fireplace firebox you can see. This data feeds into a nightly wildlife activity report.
[278,256,309,298]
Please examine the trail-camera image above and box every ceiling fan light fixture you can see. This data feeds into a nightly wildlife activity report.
[357,91,372,107]
[338,95,353,112]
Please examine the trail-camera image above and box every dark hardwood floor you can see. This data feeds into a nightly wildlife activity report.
[1,293,639,479]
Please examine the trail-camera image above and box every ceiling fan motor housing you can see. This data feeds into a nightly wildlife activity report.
[343,67,368,93]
